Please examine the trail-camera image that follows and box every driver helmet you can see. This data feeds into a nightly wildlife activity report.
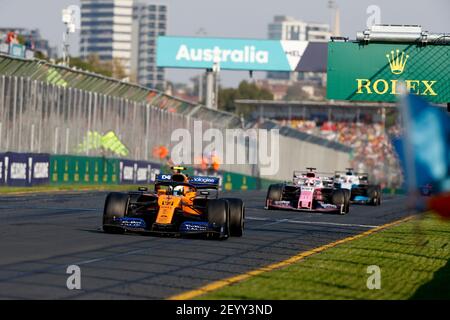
[173,185,185,196]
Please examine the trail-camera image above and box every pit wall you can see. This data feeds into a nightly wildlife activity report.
[0,153,278,191]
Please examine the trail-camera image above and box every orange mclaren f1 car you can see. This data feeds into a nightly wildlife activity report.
[102,167,244,239]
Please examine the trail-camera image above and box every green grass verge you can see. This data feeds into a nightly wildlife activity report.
[200,214,450,300]
[0,184,150,194]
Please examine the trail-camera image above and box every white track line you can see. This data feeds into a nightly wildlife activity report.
[246,216,378,229]
[0,204,378,229]
[0,205,99,212]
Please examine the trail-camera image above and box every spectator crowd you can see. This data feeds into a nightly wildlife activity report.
[282,119,404,189]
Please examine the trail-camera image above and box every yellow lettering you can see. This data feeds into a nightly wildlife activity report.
[355,78,438,97]
[390,80,398,95]
[406,80,420,94]
[357,79,372,94]
[422,81,437,96]
[373,79,389,95]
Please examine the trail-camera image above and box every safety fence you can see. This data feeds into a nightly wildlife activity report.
[0,54,242,126]
[0,152,274,191]
[0,74,256,176]
[0,54,358,182]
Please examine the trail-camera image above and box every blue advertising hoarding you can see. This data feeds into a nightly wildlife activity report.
[120,160,161,185]
[30,153,50,186]
[1,153,50,187]
[157,36,316,72]
[0,153,4,185]
[5,152,29,187]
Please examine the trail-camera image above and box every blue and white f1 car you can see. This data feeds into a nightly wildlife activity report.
[334,168,381,206]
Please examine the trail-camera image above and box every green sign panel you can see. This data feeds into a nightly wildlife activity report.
[327,42,449,103]
[50,155,119,185]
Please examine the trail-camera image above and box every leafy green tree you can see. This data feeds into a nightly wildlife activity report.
[284,85,311,101]
[218,88,238,112]
[56,54,126,80]
[218,80,273,114]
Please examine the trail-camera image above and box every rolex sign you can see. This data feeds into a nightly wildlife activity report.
[327,42,449,103]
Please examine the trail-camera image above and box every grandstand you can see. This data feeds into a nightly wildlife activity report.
[239,99,404,188]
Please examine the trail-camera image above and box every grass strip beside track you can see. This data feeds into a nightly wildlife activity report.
[0,184,147,195]
[173,214,450,300]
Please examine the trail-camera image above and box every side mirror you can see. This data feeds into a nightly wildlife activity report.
[138,187,148,192]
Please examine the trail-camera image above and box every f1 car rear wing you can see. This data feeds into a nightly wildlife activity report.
[188,176,220,188]
[156,174,220,189]
[334,171,369,180]
[293,171,335,187]
[293,170,335,180]
[156,174,174,182]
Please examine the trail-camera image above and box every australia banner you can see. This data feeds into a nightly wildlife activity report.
[157,36,327,72]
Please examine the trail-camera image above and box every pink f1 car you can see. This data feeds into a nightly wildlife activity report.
[265,168,350,215]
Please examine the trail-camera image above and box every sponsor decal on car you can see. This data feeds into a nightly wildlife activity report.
[189,176,219,185]
[273,201,291,207]
[157,174,172,181]
[354,195,370,202]
[179,221,209,232]
[317,202,338,209]
[115,217,146,229]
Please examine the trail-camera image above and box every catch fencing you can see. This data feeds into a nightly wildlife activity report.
[0,75,256,176]
[0,54,356,181]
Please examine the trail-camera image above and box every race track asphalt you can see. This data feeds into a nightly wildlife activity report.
[0,190,413,299]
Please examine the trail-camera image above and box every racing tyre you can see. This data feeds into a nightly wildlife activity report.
[368,186,381,206]
[332,189,349,215]
[223,198,244,237]
[342,189,351,214]
[266,184,284,209]
[103,192,129,234]
[207,199,229,239]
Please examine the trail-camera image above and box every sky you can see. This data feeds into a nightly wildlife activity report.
[0,0,449,87]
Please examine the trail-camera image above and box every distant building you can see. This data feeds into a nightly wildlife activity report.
[267,15,331,82]
[254,79,290,101]
[0,27,56,58]
[268,16,330,41]
[80,0,134,76]
[131,2,167,89]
